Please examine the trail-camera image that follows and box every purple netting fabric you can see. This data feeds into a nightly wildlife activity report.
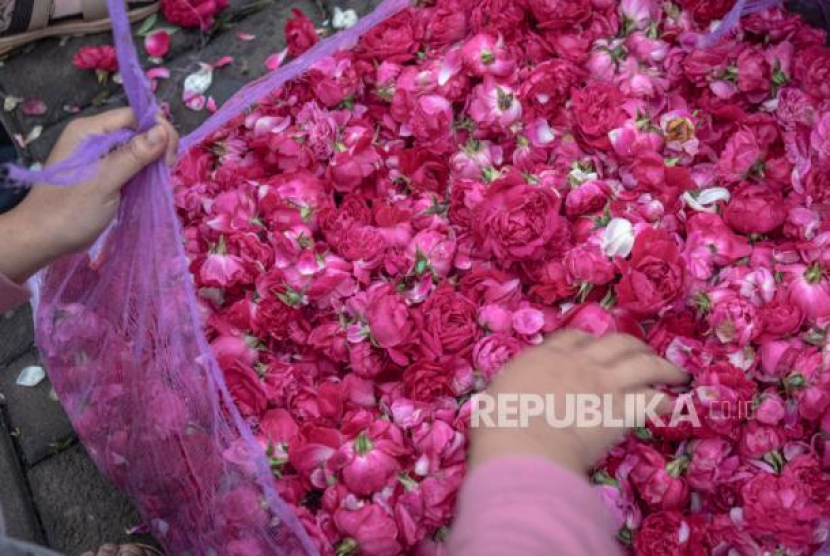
[4,0,406,555]
[699,0,784,46]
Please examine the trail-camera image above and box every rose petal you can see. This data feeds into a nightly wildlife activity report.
[21,99,46,116]
[512,307,545,335]
[184,92,207,111]
[16,365,46,387]
[265,49,289,72]
[183,64,213,96]
[147,67,171,80]
[14,125,43,147]
[146,67,171,92]
[213,56,234,68]
[601,218,635,258]
[682,188,731,213]
[237,32,256,41]
[3,96,22,112]
[332,6,358,29]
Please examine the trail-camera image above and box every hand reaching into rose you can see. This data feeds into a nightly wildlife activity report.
[0,108,178,284]
[469,330,688,474]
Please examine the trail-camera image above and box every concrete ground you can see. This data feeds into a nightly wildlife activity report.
[0,1,381,553]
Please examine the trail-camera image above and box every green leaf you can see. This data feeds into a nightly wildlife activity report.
[617,526,633,546]
[694,291,711,314]
[634,427,652,441]
[665,455,689,477]
[762,450,784,473]
[154,26,180,36]
[136,13,158,37]
[592,470,618,487]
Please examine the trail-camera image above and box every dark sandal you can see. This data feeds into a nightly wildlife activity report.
[0,0,158,57]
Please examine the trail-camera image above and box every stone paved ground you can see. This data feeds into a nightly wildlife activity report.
[0,1,380,553]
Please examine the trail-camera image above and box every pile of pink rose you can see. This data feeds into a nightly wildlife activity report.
[106,0,830,554]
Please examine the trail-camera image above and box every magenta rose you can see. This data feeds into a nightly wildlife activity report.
[72,45,118,72]
[425,0,469,46]
[528,263,576,304]
[686,439,738,493]
[723,184,786,235]
[741,473,822,548]
[678,0,734,25]
[708,292,760,346]
[527,0,592,30]
[629,446,690,511]
[635,511,700,556]
[519,59,585,118]
[420,286,481,358]
[408,94,453,149]
[564,243,616,285]
[469,0,528,39]
[737,47,770,96]
[339,433,400,496]
[737,421,784,458]
[349,342,386,379]
[565,180,611,219]
[784,455,830,513]
[334,503,402,556]
[759,292,804,336]
[161,0,228,29]
[254,292,302,343]
[338,225,387,267]
[615,229,685,316]
[473,333,523,380]
[571,83,627,150]
[796,385,830,421]
[259,408,299,445]
[717,129,762,182]
[562,303,645,339]
[399,148,450,195]
[473,172,568,263]
[403,359,455,402]
[359,9,421,63]
[366,285,412,349]
[223,361,269,418]
[795,45,830,99]
[755,393,786,425]
[285,8,318,58]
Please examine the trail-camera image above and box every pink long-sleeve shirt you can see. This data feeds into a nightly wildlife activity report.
[449,456,621,556]
[0,275,620,556]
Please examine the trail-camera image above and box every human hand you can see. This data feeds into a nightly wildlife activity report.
[0,108,178,283]
[469,330,688,474]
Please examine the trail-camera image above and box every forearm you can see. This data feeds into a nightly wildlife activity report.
[0,201,59,284]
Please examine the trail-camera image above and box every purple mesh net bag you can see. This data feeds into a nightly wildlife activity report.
[4,0,407,554]
[699,0,784,46]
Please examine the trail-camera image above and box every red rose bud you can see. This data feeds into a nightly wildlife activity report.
[723,183,786,235]
[72,45,118,72]
[161,0,228,30]
[285,8,318,58]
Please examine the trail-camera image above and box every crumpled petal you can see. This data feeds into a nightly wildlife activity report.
[16,365,46,387]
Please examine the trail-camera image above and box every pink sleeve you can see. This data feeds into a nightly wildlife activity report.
[448,457,622,556]
[0,272,30,314]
